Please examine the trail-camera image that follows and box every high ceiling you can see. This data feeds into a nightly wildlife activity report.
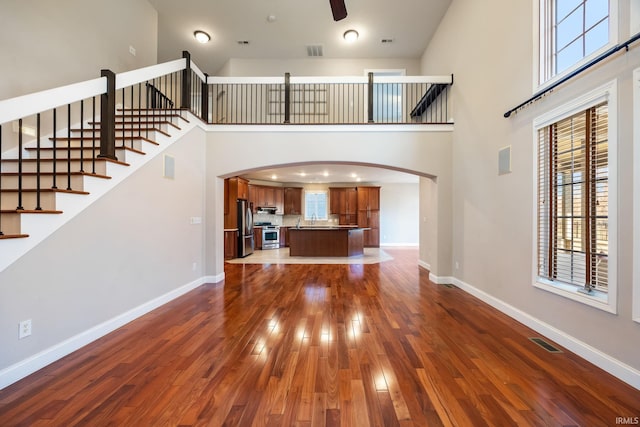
[148,0,451,184]
[149,0,451,75]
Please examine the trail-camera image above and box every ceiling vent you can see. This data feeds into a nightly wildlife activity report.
[237,40,250,45]
[306,45,324,57]
[381,38,394,44]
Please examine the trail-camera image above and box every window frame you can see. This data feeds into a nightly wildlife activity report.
[538,0,618,88]
[304,190,328,221]
[532,79,617,313]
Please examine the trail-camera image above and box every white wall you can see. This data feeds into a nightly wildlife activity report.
[0,0,158,100]
[421,0,640,383]
[0,128,207,384]
[380,183,419,246]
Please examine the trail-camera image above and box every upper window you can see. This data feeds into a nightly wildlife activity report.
[304,191,328,221]
[533,80,617,313]
[540,0,611,84]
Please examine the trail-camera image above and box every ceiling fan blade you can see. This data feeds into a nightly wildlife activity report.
[329,0,347,21]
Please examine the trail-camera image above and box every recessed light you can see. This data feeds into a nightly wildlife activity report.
[323,171,329,177]
[300,172,307,177]
[267,14,277,23]
[271,174,278,180]
[194,30,211,44]
[343,30,359,43]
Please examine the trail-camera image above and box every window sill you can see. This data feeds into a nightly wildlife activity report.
[534,278,616,314]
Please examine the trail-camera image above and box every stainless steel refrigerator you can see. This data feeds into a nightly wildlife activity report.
[237,199,254,257]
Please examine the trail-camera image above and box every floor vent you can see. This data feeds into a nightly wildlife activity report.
[439,283,454,288]
[529,337,563,353]
[306,45,324,57]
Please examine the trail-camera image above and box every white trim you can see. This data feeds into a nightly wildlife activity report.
[450,276,640,390]
[206,75,453,86]
[532,79,618,315]
[633,67,640,323]
[0,78,106,124]
[380,243,419,247]
[115,58,186,90]
[533,279,614,313]
[0,275,222,390]
[418,260,431,271]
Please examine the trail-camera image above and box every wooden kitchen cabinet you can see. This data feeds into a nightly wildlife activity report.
[254,227,262,250]
[224,177,249,229]
[357,186,380,247]
[250,185,285,214]
[279,226,288,247]
[284,187,302,215]
[330,187,357,225]
[224,229,238,259]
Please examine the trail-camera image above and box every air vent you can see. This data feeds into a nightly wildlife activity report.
[306,45,324,57]
[381,38,394,44]
[529,337,563,353]
[237,40,250,45]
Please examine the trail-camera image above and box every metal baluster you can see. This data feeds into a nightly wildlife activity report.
[66,104,71,190]
[130,85,134,149]
[17,119,24,210]
[52,108,57,189]
[80,100,84,172]
[35,114,42,210]
[92,97,96,174]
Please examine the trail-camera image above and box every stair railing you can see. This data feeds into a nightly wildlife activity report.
[0,54,205,237]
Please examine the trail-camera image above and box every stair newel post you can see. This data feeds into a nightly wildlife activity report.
[181,51,192,111]
[367,72,374,123]
[284,73,291,124]
[201,73,209,123]
[17,119,23,210]
[99,69,117,161]
[79,100,84,172]
[91,97,96,174]
[35,113,42,210]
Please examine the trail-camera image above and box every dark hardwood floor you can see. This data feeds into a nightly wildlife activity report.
[1,248,638,426]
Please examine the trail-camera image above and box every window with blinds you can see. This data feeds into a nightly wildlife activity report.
[537,102,608,293]
[304,191,328,220]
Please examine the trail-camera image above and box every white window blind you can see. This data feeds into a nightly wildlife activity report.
[537,102,609,292]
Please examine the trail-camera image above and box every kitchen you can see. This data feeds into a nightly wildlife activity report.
[223,165,420,260]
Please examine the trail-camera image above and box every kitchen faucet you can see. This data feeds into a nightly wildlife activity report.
[296,216,301,229]
[311,213,317,225]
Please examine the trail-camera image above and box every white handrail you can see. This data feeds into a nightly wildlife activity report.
[0,77,106,125]
[206,75,453,85]
[116,58,187,90]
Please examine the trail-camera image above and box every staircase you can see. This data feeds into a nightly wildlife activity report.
[0,109,189,240]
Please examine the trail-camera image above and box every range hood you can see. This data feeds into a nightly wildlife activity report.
[257,206,277,214]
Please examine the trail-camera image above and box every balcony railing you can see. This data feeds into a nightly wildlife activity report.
[207,74,453,125]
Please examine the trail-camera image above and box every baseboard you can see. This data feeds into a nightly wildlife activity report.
[450,276,640,391]
[380,243,419,247]
[203,273,225,284]
[418,260,431,271]
[0,276,209,390]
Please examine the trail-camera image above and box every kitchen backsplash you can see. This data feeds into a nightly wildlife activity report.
[254,213,339,227]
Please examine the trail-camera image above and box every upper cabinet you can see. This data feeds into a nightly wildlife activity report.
[248,184,285,214]
[329,187,358,225]
[224,177,249,229]
[284,187,303,215]
[356,186,380,247]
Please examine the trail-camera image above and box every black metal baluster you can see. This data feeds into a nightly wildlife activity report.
[35,113,42,211]
[80,100,84,173]
[17,119,24,210]
[52,108,58,189]
[130,85,134,149]
[66,104,72,190]
[92,97,96,174]
[138,83,142,139]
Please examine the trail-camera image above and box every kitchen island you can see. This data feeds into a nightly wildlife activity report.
[288,227,367,257]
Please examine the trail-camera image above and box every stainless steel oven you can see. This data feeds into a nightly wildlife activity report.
[261,225,280,249]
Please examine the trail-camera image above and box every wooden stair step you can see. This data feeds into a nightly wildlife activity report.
[26,145,147,156]
[0,234,29,239]
[71,127,172,137]
[48,136,159,146]
[88,120,181,130]
[115,113,189,123]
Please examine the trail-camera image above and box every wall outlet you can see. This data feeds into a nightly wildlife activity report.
[19,319,32,339]
[192,262,197,272]
[129,45,136,56]
[455,261,460,270]
[190,217,202,224]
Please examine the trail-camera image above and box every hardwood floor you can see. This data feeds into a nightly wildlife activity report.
[1,248,638,426]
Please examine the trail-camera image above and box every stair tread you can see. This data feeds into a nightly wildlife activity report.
[0,234,29,239]
[1,209,63,214]
[0,171,111,179]
[25,146,147,155]
[89,121,181,130]
[1,158,130,166]
[71,128,172,137]
[0,188,90,195]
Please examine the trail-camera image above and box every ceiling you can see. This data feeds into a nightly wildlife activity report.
[148,0,450,185]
